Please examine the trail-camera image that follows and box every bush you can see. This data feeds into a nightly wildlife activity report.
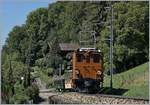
[44,68,53,75]
[9,82,30,104]
[46,78,54,88]
[9,93,29,104]
[35,58,46,67]
[26,84,39,103]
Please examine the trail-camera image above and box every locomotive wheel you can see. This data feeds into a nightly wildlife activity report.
[75,87,81,92]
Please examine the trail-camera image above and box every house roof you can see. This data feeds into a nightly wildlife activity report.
[59,43,80,51]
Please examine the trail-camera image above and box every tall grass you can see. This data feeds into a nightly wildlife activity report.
[103,62,149,98]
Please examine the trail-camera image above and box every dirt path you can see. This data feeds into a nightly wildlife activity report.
[38,92,56,104]
[35,77,56,104]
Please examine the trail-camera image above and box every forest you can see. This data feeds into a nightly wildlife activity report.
[1,1,149,103]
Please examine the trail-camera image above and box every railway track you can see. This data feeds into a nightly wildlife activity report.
[39,88,149,104]
[95,94,149,101]
[48,92,149,104]
[76,92,149,104]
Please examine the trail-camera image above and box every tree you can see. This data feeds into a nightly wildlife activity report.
[98,1,149,73]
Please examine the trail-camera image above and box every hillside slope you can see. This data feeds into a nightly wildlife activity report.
[103,62,149,99]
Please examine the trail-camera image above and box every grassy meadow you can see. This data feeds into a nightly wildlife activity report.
[103,62,149,99]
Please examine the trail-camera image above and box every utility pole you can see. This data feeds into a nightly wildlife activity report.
[105,1,113,90]
[110,2,113,90]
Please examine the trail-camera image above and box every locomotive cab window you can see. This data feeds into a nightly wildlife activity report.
[93,54,101,63]
[76,54,85,62]
[86,56,90,63]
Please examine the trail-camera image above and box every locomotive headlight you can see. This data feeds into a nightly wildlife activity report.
[75,70,79,74]
[79,49,82,51]
[97,71,101,75]
[98,49,101,52]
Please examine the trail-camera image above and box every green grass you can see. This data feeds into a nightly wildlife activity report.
[103,62,149,99]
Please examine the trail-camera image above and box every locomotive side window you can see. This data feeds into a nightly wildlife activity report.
[93,54,101,63]
[76,54,85,62]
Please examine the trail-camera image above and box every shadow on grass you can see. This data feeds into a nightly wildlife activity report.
[99,87,129,95]
[34,96,46,104]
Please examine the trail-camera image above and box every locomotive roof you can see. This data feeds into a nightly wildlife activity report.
[59,43,80,51]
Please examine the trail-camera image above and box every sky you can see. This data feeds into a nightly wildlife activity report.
[0,0,56,47]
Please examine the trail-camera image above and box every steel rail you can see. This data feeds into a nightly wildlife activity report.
[70,92,149,102]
